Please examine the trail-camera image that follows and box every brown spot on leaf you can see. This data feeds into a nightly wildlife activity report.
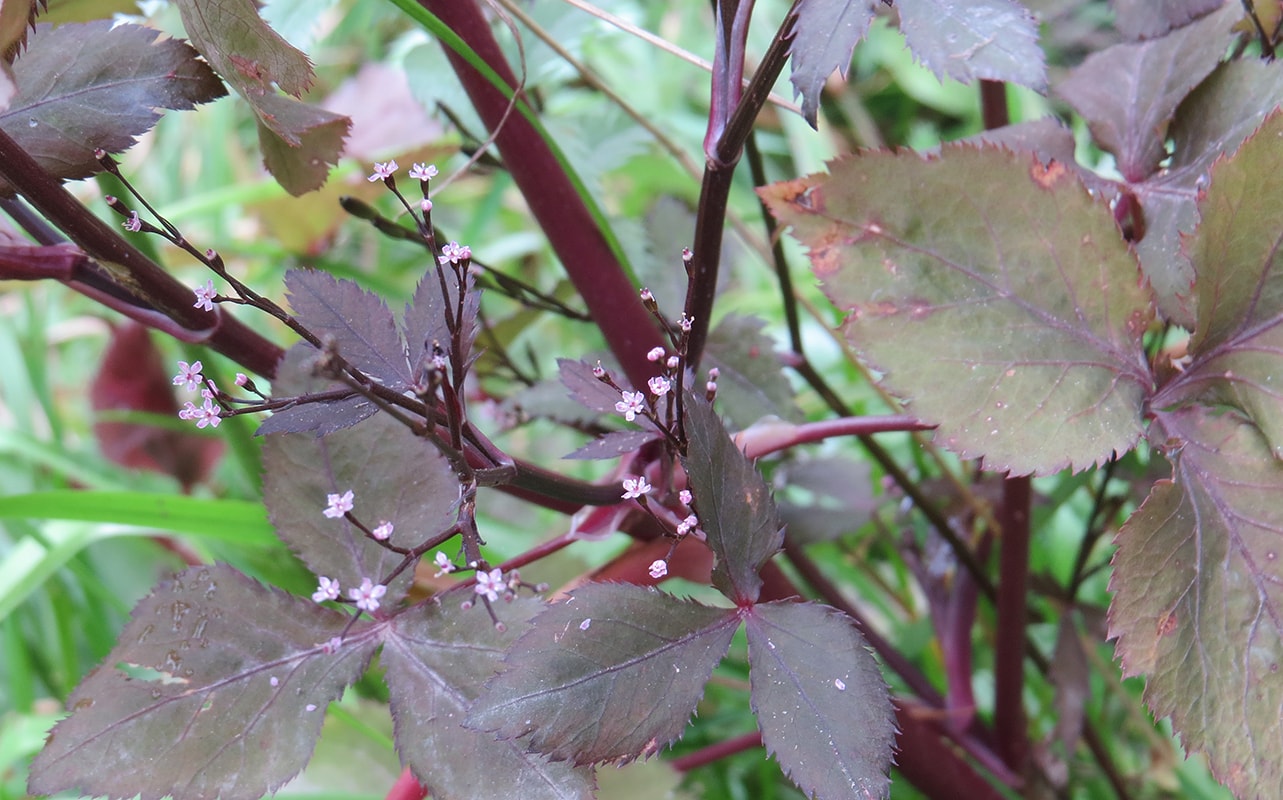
[1156,609,1178,638]
[1029,158,1069,189]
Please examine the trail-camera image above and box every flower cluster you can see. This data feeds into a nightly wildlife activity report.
[172,360,222,428]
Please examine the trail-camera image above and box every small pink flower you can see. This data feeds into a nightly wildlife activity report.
[438,241,472,266]
[420,198,433,213]
[474,568,504,602]
[193,280,217,312]
[409,163,438,181]
[312,576,340,603]
[646,347,666,362]
[173,360,203,392]
[679,314,693,332]
[323,490,355,519]
[194,398,221,429]
[434,551,454,576]
[592,361,607,378]
[666,355,680,370]
[234,372,248,387]
[640,288,654,302]
[622,476,652,500]
[349,578,387,612]
[648,376,671,397]
[123,211,142,232]
[372,521,394,541]
[321,636,343,654]
[367,160,398,182]
[178,401,199,421]
[615,390,646,422]
[677,514,699,536]
[648,560,668,579]
[679,489,693,505]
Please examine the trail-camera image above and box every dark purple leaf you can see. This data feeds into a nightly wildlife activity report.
[0,21,226,194]
[744,601,895,800]
[682,396,784,603]
[565,429,663,460]
[262,411,459,607]
[1155,110,1283,456]
[467,583,739,765]
[1111,0,1225,39]
[1056,3,1237,180]
[402,267,481,380]
[254,94,351,196]
[285,269,411,390]
[759,145,1154,476]
[895,0,1046,92]
[1132,59,1283,326]
[704,314,800,427]
[788,0,879,127]
[255,343,377,436]
[380,598,594,800]
[1111,406,1283,798]
[29,564,376,800]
